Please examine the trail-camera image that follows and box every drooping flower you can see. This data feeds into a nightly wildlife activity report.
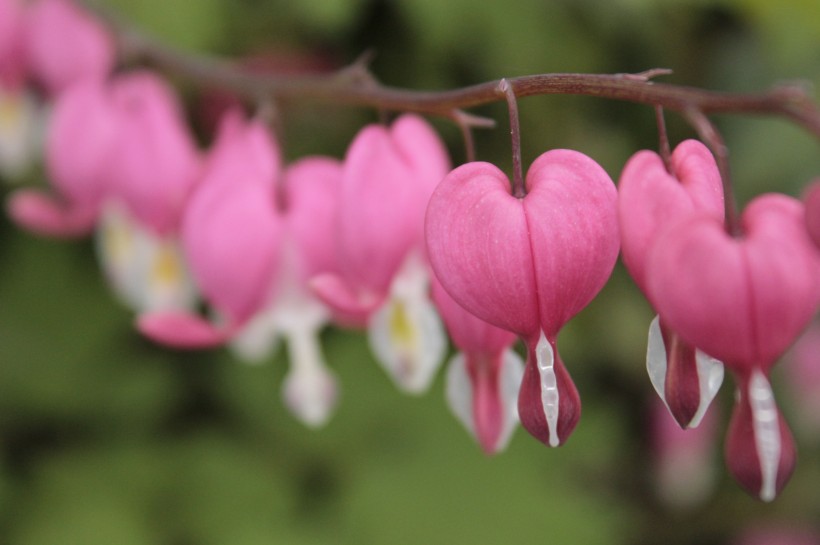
[0,0,44,182]
[425,150,620,447]
[7,77,114,236]
[650,396,718,508]
[732,525,820,545]
[23,0,114,94]
[430,278,523,455]
[783,321,820,441]
[802,179,820,248]
[647,193,820,500]
[95,71,201,312]
[0,85,41,181]
[619,139,725,429]
[311,114,450,394]
[0,0,26,87]
[139,111,343,427]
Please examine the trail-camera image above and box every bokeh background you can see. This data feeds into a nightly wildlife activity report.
[2,0,820,543]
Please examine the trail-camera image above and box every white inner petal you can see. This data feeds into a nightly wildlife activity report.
[646,315,669,409]
[445,353,474,438]
[688,350,724,428]
[535,331,560,447]
[233,236,328,364]
[0,88,41,180]
[96,203,197,313]
[96,203,144,310]
[748,370,781,502]
[367,256,445,393]
[281,323,338,428]
[141,235,197,312]
[496,347,525,452]
[230,311,280,364]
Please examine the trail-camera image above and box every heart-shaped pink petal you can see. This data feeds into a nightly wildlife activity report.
[619,139,723,294]
[648,193,820,370]
[107,71,201,236]
[324,114,450,318]
[23,0,114,94]
[182,160,282,326]
[426,150,619,447]
[523,150,621,335]
[282,156,343,283]
[426,160,539,336]
[427,150,619,340]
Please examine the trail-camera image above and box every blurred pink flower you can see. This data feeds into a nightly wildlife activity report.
[312,114,450,394]
[650,396,719,507]
[7,78,113,236]
[23,0,114,94]
[0,0,26,87]
[733,525,820,545]
[140,111,343,426]
[431,278,523,455]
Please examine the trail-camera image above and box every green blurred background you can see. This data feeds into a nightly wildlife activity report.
[2,0,820,543]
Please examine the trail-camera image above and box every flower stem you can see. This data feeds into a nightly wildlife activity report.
[80,0,820,141]
[684,108,741,236]
[498,79,525,198]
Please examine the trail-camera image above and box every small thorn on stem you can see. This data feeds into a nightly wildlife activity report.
[340,50,379,87]
[618,68,674,82]
[497,79,525,198]
[451,110,478,163]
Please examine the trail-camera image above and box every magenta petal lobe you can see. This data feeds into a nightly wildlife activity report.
[137,312,233,348]
[425,161,539,335]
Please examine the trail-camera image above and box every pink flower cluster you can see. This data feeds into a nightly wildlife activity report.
[0,0,113,178]
[5,0,820,504]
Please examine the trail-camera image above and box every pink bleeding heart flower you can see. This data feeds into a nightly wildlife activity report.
[0,0,26,87]
[733,525,820,545]
[647,193,820,501]
[431,278,523,455]
[312,114,450,322]
[139,111,343,426]
[650,396,719,508]
[93,71,201,312]
[7,78,114,236]
[311,114,450,394]
[0,0,39,181]
[23,0,114,94]
[802,179,820,248]
[426,150,620,447]
[139,111,283,347]
[784,321,820,440]
[104,70,201,237]
[619,139,725,429]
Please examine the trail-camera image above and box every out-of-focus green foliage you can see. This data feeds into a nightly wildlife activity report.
[2,0,820,543]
